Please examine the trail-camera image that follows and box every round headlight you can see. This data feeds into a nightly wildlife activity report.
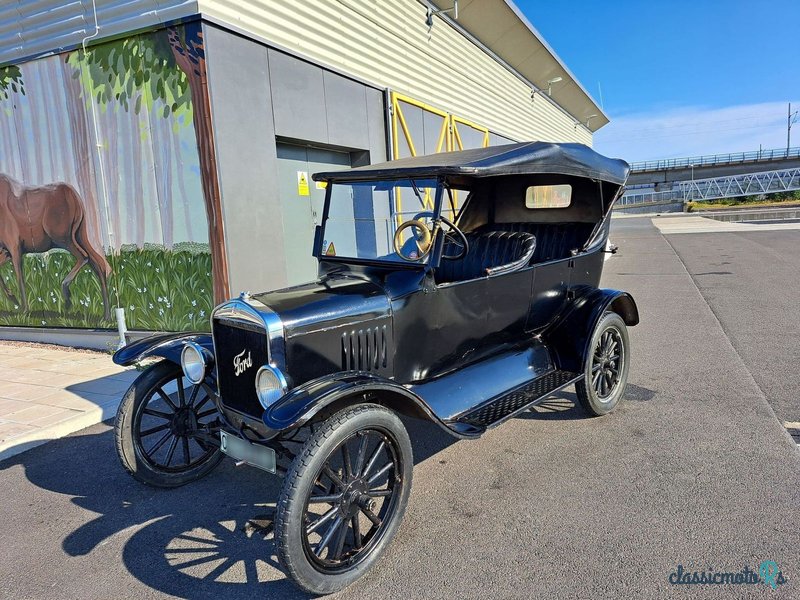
[181,342,207,385]
[255,365,288,408]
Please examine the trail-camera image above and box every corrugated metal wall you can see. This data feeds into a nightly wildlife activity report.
[1,0,592,145]
[199,0,592,145]
[0,1,197,65]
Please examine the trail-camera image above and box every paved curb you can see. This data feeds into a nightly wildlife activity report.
[0,396,121,462]
[0,342,138,462]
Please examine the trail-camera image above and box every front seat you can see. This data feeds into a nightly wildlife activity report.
[435,231,536,284]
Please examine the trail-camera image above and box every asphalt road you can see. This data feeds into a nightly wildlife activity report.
[664,228,800,427]
[1,217,798,599]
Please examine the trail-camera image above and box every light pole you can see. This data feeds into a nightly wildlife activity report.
[789,102,799,153]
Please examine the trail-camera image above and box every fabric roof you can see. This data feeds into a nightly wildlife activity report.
[313,142,630,185]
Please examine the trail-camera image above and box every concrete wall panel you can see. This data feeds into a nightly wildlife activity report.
[323,71,370,149]
[366,88,388,163]
[205,25,288,293]
[269,50,328,143]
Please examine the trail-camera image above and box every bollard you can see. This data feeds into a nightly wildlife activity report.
[115,307,128,349]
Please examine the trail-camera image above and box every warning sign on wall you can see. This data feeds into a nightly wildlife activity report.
[297,171,310,196]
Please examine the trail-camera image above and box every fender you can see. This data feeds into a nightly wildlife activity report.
[544,287,639,373]
[112,332,214,367]
[263,372,479,439]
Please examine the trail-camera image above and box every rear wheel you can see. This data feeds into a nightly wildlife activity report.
[115,361,223,488]
[576,311,630,416]
[275,404,413,595]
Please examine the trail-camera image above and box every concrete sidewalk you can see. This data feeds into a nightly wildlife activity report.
[0,342,137,460]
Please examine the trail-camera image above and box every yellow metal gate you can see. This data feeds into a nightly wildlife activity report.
[390,92,492,223]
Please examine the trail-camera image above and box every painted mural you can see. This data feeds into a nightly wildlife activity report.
[0,23,224,332]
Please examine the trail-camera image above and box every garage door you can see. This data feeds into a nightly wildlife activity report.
[277,143,350,285]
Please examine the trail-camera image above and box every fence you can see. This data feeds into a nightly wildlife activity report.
[630,147,800,172]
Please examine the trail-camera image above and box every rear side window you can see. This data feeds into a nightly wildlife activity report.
[525,184,572,209]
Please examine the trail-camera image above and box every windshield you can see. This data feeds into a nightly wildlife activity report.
[320,178,451,264]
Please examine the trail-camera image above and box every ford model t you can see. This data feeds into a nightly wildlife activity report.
[113,142,638,594]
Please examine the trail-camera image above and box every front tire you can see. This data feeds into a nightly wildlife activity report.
[275,404,413,595]
[115,360,223,488]
[576,311,630,416]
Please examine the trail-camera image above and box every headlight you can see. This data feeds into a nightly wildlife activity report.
[181,342,207,384]
[255,365,288,408]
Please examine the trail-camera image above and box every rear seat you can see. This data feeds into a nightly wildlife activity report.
[476,222,595,263]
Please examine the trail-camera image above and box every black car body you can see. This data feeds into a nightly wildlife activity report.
[113,142,638,594]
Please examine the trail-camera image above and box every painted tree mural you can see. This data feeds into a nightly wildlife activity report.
[71,23,228,303]
[0,65,24,99]
[0,24,218,331]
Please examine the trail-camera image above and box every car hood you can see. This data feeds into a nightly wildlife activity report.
[251,274,391,337]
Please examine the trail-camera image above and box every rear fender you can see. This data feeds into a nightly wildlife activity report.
[112,333,214,367]
[544,288,638,373]
[264,372,478,439]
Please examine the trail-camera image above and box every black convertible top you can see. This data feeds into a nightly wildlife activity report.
[313,142,630,186]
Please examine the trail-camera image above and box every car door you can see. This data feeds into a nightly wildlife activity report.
[389,269,487,382]
[391,267,535,382]
[526,257,572,332]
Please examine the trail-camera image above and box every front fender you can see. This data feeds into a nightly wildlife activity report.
[112,332,214,366]
[263,372,477,439]
[544,287,639,373]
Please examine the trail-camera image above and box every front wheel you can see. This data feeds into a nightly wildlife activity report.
[115,360,223,487]
[275,404,413,595]
[576,311,630,416]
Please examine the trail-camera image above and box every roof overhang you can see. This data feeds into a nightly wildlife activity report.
[426,0,609,132]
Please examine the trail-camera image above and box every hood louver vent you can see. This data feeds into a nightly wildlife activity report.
[342,325,388,372]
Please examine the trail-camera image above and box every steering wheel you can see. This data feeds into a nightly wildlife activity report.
[393,219,433,261]
[393,212,469,262]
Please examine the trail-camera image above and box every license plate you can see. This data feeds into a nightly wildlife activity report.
[220,431,276,473]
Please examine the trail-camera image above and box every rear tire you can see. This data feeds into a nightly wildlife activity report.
[275,404,413,595]
[115,361,223,488]
[576,311,630,416]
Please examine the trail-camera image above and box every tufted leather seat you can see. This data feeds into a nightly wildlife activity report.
[436,231,536,284]
[477,222,595,263]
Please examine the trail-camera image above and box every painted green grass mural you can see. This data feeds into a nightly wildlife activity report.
[0,244,213,332]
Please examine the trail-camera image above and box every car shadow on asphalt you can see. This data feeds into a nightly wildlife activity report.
[0,382,655,598]
[0,416,457,599]
[517,383,657,421]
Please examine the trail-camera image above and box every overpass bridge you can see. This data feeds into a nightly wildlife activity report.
[619,166,800,206]
[619,147,800,209]
[627,146,800,187]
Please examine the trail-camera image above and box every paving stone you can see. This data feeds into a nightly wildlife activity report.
[0,397,36,417]
[0,342,129,460]
[2,403,80,426]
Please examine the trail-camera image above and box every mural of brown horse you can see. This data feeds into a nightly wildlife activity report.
[0,174,112,321]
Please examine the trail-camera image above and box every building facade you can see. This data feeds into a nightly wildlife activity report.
[0,0,606,343]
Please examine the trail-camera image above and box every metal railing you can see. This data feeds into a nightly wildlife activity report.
[617,190,684,206]
[618,167,800,205]
[630,147,800,172]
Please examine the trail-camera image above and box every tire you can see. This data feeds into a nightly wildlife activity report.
[275,404,413,595]
[115,360,223,488]
[576,311,630,416]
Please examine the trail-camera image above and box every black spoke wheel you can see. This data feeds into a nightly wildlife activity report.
[576,311,630,416]
[115,361,223,487]
[276,404,413,595]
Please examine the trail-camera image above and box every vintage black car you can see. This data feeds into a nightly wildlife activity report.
[113,142,638,594]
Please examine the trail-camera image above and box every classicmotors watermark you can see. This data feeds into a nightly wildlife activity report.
[669,561,787,590]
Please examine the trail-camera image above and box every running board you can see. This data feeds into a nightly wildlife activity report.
[451,370,579,429]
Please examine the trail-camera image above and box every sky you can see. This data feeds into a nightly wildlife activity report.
[516,0,800,161]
